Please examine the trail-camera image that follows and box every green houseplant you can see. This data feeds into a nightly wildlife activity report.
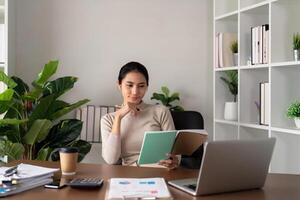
[293,33,300,61]
[0,60,91,162]
[151,86,184,111]
[220,70,238,121]
[230,40,238,66]
[287,100,300,128]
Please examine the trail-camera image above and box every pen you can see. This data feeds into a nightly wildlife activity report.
[4,165,18,177]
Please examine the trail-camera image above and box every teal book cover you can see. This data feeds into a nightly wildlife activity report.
[137,130,177,165]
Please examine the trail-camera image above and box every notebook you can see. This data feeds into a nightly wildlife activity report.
[168,138,276,196]
[137,129,207,165]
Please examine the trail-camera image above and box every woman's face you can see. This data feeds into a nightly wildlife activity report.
[119,71,148,105]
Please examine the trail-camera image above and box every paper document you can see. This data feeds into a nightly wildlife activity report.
[107,178,172,199]
[0,163,59,180]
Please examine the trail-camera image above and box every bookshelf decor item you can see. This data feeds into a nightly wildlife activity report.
[286,101,300,128]
[220,70,238,121]
[293,33,300,61]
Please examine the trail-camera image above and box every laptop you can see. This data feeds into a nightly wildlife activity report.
[168,138,276,196]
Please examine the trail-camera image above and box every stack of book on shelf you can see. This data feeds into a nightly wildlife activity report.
[260,82,270,125]
[215,32,237,68]
[251,24,269,65]
[0,163,59,197]
[106,178,172,200]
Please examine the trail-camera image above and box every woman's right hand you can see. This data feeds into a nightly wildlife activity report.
[115,103,139,119]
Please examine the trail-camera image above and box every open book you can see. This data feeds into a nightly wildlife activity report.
[137,129,207,165]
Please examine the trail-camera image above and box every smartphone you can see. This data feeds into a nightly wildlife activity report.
[44,179,67,189]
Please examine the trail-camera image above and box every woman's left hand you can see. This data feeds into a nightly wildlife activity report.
[158,154,179,170]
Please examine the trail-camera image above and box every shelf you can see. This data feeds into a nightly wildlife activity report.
[215,11,238,21]
[240,122,269,130]
[240,1,269,13]
[215,119,239,126]
[271,61,300,67]
[215,66,238,71]
[240,64,269,69]
[271,127,300,135]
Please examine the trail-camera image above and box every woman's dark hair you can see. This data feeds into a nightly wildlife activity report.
[118,62,149,85]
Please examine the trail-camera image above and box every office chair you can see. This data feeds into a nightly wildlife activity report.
[171,111,205,169]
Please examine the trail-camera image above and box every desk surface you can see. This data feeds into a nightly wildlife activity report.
[5,160,300,200]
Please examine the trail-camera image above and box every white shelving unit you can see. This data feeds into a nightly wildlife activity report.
[0,0,5,94]
[213,0,300,174]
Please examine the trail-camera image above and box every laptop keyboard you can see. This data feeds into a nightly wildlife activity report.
[184,183,197,191]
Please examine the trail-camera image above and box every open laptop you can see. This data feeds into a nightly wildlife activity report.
[168,138,276,196]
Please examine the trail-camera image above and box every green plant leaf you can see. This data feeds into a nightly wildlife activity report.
[23,119,52,145]
[42,76,78,98]
[0,138,24,161]
[46,100,69,117]
[33,60,59,87]
[151,93,168,105]
[70,140,92,162]
[45,119,83,148]
[11,76,30,96]
[49,99,90,120]
[36,147,51,161]
[169,92,180,103]
[161,86,170,97]
[23,88,43,100]
[0,127,20,142]
[0,89,14,114]
[0,71,17,89]
[28,95,55,125]
[0,118,28,126]
[287,101,300,118]
[170,105,185,112]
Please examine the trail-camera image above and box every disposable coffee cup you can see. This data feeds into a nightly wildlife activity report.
[59,147,79,175]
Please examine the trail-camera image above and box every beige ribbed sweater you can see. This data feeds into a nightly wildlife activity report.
[101,103,175,165]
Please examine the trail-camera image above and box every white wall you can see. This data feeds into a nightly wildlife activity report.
[13,0,213,161]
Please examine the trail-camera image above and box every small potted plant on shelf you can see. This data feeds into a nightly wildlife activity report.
[220,70,238,121]
[293,33,300,61]
[151,86,184,111]
[230,40,238,66]
[286,100,300,128]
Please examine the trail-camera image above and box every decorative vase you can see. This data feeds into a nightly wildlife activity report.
[233,53,238,66]
[224,102,238,121]
[294,118,300,128]
[294,49,300,61]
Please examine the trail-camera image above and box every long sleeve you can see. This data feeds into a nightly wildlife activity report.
[101,114,121,164]
[158,106,175,131]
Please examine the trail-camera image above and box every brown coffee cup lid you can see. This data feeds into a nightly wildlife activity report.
[59,147,79,153]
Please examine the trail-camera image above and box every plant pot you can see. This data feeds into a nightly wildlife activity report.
[224,102,238,121]
[294,49,300,61]
[233,53,238,66]
[294,118,300,128]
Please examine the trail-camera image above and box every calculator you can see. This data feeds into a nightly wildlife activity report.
[67,178,104,189]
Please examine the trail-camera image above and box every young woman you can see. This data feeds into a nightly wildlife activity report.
[101,62,178,169]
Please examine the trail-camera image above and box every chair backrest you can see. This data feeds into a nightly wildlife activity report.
[171,111,204,130]
[76,105,116,143]
[171,111,205,169]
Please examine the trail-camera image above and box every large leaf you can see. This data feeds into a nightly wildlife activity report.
[0,138,24,161]
[11,76,30,96]
[33,60,58,87]
[0,118,28,126]
[23,87,43,100]
[28,95,55,125]
[49,140,91,162]
[161,86,170,97]
[151,93,168,105]
[46,119,83,148]
[43,76,78,98]
[46,100,69,117]
[36,147,51,160]
[0,89,14,114]
[23,119,52,145]
[0,127,20,143]
[71,140,91,162]
[0,71,17,88]
[169,92,180,103]
[49,99,90,120]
